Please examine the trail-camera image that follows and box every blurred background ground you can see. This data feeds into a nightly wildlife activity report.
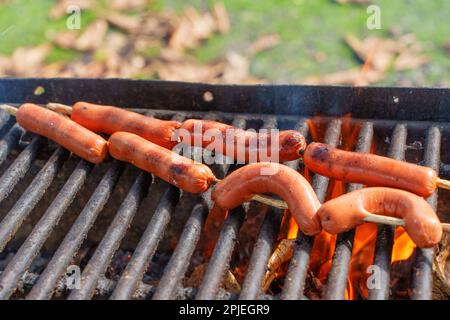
[0,0,448,86]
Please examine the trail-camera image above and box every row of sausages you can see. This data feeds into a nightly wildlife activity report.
[6,102,444,248]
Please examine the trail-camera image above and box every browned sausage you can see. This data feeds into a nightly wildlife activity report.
[72,102,181,149]
[317,187,442,248]
[108,132,217,193]
[212,162,321,235]
[303,142,437,197]
[179,119,306,162]
[16,103,108,164]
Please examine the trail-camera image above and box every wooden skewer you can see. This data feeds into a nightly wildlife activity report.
[436,178,450,191]
[46,103,72,116]
[0,104,18,116]
[2,103,450,232]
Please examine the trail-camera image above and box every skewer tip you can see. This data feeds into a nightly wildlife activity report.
[46,102,72,116]
[0,104,18,116]
[436,178,450,191]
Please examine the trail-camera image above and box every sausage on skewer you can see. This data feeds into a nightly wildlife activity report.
[48,102,182,150]
[1,103,108,164]
[179,119,307,163]
[212,162,321,235]
[303,142,450,197]
[109,132,217,193]
[317,187,442,248]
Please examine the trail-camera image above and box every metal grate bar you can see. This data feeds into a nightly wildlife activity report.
[110,185,180,300]
[0,124,25,165]
[0,147,68,252]
[0,136,42,203]
[152,204,208,300]
[281,118,341,300]
[154,114,245,300]
[68,171,151,300]
[239,118,308,300]
[0,110,14,139]
[324,122,374,300]
[195,206,246,300]
[368,123,407,299]
[411,126,440,300]
[27,161,124,300]
[239,207,282,299]
[238,116,283,299]
[196,116,284,300]
[0,159,93,299]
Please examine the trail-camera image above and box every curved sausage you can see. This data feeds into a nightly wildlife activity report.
[16,103,108,164]
[317,187,442,248]
[109,132,217,193]
[179,119,306,162]
[72,102,181,149]
[212,162,321,235]
[303,142,437,197]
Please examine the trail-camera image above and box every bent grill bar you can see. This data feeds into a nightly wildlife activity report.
[0,78,449,300]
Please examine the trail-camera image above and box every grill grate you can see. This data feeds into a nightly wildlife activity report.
[0,79,448,300]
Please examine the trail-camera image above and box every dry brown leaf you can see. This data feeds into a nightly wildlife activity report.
[246,33,280,56]
[107,0,149,11]
[212,2,230,34]
[106,12,142,33]
[11,44,52,76]
[49,0,93,19]
[303,67,385,86]
[103,32,129,53]
[0,55,10,76]
[155,60,224,83]
[63,60,106,77]
[48,30,79,49]
[40,62,65,78]
[169,7,217,52]
[394,51,429,71]
[75,19,108,51]
[443,43,450,56]
[221,51,250,84]
[344,34,396,72]
[184,263,241,294]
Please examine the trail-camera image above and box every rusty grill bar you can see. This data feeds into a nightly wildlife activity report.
[0,79,448,300]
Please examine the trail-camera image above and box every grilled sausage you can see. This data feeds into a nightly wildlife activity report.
[303,142,437,197]
[72,102,181,149]
[16,103,108,164]
[317,187,442,248]
[109,132,217,193]
[212,162,321,235]
[179,119,306,163]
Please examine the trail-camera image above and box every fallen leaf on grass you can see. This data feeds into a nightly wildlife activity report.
[11,44,52,76]
[394,51,429,71]
[222,51,250,84]
[154,60,224,83]
[246,33,280,57]
[442,43,450,56]
[212,2,230,34]
[107,0,149,11]
[303,67,385,86]
[106,11,142,33]
[169,7,217,52]
[344,34,397,72]
[48,30,79,49]
[75,20,108,51]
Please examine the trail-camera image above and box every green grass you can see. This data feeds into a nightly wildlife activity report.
[0,0,448,85]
